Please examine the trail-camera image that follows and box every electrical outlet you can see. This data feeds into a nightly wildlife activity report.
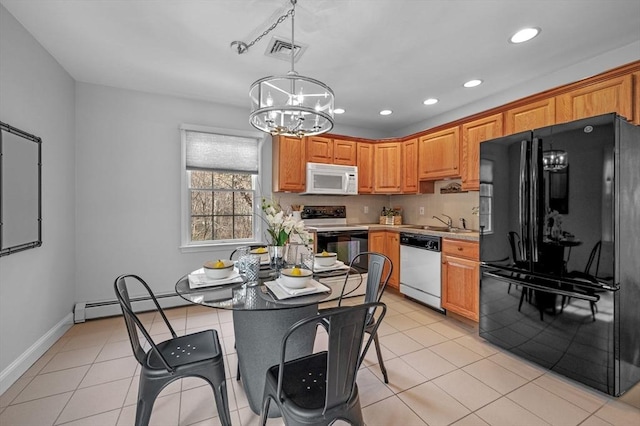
[419,207,425,215]
[364,206,369,214]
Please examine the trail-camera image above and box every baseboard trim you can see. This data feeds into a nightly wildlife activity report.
[0,313,74,395]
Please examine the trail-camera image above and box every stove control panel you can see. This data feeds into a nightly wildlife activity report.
[301,206,347,220]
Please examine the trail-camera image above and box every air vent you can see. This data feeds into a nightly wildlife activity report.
[265,36,308,62]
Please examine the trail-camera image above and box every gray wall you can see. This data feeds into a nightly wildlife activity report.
[0,4,76,382]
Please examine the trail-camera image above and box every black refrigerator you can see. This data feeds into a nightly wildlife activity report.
[479,113,640,396]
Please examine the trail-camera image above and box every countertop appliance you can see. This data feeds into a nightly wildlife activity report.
[302,206,368,296]
[399,232,443,312]
[479,113,640,396]
[302,163,358,195]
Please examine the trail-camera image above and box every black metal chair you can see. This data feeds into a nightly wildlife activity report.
[114,274,231,426]
[260,302,386,426]
[336,251,392,384]
[561,241,603,320]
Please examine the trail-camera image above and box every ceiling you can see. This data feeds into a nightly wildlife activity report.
[2,0,639,137]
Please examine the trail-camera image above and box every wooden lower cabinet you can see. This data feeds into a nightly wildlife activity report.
[368,230,400,289]
[441,238,479,321]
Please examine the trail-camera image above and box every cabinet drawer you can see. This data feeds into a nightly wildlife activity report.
[442,238,479,260]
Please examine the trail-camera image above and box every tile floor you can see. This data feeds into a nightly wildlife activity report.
[1,291,639,426]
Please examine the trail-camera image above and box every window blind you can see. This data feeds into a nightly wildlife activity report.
[185,130,259,174]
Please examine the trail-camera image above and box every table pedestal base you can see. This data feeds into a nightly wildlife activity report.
[233,304,318,416]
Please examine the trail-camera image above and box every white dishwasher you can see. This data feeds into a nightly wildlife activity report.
[399,233,444,312]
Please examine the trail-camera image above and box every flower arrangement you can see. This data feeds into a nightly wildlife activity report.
[544,209,563,240]
[260,197,312,247]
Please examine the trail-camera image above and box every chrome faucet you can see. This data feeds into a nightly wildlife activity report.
[432,214,453,228]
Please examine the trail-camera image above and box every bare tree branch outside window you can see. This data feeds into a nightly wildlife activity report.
[189,171,254,241]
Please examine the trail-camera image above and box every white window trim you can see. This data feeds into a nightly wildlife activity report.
[179,124,267,252]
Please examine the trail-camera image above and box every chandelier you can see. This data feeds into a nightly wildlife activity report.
[232,0,334,137]
[542,148,568,171]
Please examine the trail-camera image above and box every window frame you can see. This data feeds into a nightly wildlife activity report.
[179,124,266,252]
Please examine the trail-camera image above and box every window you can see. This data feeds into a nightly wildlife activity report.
[181,125,264,249]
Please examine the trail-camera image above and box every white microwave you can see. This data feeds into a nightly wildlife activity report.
[303,163,358,195]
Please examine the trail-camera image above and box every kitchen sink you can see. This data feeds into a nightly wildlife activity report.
[408,225,475,233]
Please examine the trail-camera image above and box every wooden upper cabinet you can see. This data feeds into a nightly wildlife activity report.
[357,142,374,194]
[633,71,640,125]
[461,114,503,191]
[505,98,555,135]
[418,126,461,180]
[306,136,333,164]
[401,138,418,193]
[555,75,633,123]
[333,139,357,165]
[272,136,306,192]
[307,136,357,165]
[373,142,402,193]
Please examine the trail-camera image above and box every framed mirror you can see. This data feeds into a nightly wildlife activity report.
[1,121,42,256]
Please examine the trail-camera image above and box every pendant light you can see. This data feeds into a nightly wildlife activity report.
[233,0,334,138]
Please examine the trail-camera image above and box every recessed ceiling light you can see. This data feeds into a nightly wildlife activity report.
[423,98,439,105]
[510,27,541,44]
[334,108,345,114]
[463,79,483,88]
[379,110,393,116]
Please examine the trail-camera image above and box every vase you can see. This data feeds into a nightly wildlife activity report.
[268,245,285,272]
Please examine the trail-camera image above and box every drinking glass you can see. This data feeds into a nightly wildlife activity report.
[242,254,261,286]
[235,246,251,273]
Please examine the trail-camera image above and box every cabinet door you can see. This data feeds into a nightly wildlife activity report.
[272,136,306,192]
[307,136,333,164]
[385,232,400,289]
[357,142,374,194]
[418,126,461,180]
[333,139,357,165]
[634,71,640,125]
[461,114,503,191]
[441,254,479,321]
[368,231,386,254]
[373,142,402,193]
[505,98,555,135]
[401,138,418,193]
[556,75,633,123]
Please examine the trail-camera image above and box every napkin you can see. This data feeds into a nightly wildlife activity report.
[276,279,318,296]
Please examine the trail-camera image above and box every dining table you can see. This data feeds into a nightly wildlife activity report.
[174,264,361,417]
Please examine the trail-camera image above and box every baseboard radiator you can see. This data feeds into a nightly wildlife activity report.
[73,292,189,323]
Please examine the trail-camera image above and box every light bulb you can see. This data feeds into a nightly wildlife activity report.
[266,93,273,107]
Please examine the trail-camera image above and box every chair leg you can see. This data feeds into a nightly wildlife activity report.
[236,362,241,381]
[372,332,389,384]
[518,288,526,311]
[590,301,597,322]
[212,379,232,426]
[260,395,272,426]
[508,283,512,294]
[135,377,164,426]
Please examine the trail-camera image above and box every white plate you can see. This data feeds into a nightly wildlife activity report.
[313,260,349,272]
[188,268,243,289]
[264,279,330,300]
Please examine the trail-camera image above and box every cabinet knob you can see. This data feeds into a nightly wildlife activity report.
[458,247,463,251]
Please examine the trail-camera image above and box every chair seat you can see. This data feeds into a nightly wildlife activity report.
[147,330,223,370]
[268,352,328,411]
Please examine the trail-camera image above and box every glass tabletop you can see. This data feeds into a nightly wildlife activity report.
[175,267,360,311]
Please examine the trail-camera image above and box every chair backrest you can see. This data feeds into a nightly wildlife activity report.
[339,251,392,306]
[507,231,523,263]
[277,302,386,414]
[114,274,177,371]
[584,240,602,276]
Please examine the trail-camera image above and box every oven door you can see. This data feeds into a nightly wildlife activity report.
[315,231,368,272]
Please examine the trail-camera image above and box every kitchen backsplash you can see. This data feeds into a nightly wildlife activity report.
[272,179,480,230]
[394,180,480,230]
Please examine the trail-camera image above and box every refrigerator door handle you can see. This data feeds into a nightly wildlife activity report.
[531,138,540,263]
[519,140,529,262]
